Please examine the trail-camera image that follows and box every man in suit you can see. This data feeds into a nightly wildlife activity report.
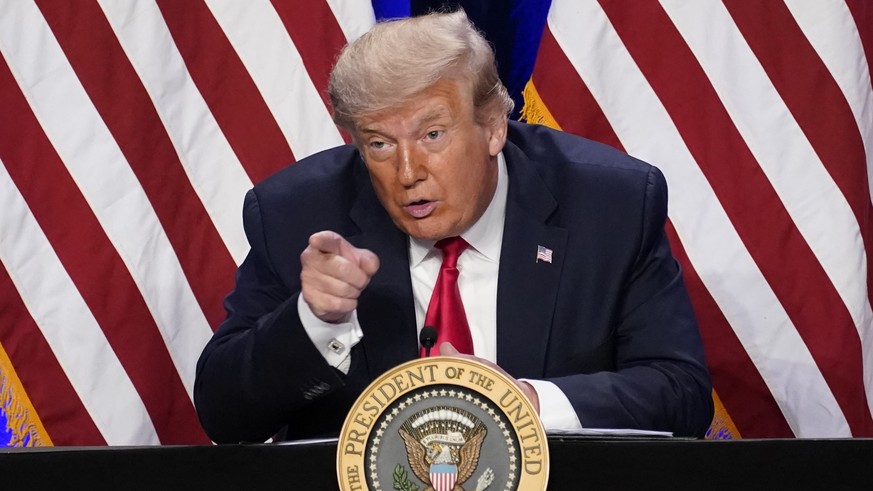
[194,10,713,444]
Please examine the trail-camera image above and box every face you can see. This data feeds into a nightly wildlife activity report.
[352,79,507,241]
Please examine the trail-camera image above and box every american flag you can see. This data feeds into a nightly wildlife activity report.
[523,0,873,438]
[0,0,374,446]
[0,0,871,447]
[536,245,553,264]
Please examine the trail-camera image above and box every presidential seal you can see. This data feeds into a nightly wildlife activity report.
[337,357,548,491]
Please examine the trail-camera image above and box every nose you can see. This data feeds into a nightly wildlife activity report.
[397,142,425,187]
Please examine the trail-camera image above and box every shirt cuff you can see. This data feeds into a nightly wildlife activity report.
[522,379,583,431]
[297,295,363,374]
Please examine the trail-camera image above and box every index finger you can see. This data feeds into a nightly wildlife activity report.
[308,230,345,255]
[309,231,379,274]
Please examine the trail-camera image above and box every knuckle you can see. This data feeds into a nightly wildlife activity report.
[300,246,316,264]
[333,257,358,281]
[325,296,351,314]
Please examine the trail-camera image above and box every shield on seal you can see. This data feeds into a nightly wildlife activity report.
[430,463,458,491]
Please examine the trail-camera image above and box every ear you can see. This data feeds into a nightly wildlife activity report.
[486,114,508,157]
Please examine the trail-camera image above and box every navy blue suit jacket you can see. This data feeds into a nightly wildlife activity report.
[194,121,713,443]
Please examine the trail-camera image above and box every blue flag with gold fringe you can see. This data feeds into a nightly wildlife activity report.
[1,344,51,447]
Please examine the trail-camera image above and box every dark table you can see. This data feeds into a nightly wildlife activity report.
[2,437,871,490]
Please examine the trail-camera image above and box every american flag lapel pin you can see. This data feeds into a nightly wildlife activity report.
[536,245,553,263]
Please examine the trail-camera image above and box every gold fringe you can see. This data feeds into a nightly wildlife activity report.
[0,342,52,446]
[705,389,741,439]
[519,79,563,131]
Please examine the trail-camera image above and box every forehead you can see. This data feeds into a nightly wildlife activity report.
[354,79,473,133]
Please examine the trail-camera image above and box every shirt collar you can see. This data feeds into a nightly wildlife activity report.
[409,152,508,266]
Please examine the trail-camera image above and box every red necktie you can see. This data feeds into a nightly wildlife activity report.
[422,237,474,356]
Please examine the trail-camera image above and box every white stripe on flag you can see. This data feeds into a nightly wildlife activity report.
[0,160,158,445]
[785,0,873,426]
[0,0,213,401]
[326,0,376,42]
[548,0,850,437]
[205,0,344,160]
[98,0,254,266]
[785,0,873,202]
[660,0,873,421]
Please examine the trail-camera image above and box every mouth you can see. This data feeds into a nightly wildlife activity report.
[404,199,437,218]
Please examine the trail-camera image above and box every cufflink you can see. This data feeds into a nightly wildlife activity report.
[328,338,345,354]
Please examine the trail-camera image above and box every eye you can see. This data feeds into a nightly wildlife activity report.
[425,130,442,140]
[370,140,386,149]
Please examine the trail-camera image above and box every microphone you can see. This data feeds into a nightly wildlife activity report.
[420,325,438,357]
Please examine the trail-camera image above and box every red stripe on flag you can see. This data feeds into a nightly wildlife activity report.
[157,0,297,183]
[600,0,872,436]
[666,221,793,438]
[724,0,873,318]
[530,27,623,150]
[270,0,348,112]
[36,0,234,329]
[0,54,209,444]
[0,263,105,446]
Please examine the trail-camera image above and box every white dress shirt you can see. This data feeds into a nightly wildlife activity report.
[299,152,582,431]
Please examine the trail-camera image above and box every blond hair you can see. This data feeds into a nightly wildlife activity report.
[328,10,513,129]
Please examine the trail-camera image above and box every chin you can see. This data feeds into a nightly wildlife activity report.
[394,213,464,241]
[399,222,450,241]
[406,229,446,241]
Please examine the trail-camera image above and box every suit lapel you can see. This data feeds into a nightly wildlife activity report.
[342,145,568,379]
[347,162,419,378]
[496,143,568,378]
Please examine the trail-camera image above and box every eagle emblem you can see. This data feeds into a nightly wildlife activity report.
[398,407,494,491]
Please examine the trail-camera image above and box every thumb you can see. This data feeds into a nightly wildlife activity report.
[355,248,380,277]
[439,342,459,356]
